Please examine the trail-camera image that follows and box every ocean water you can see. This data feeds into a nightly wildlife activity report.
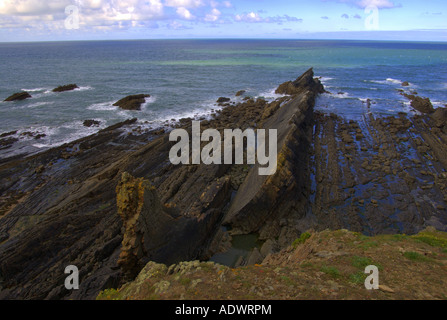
[0,39,447,158]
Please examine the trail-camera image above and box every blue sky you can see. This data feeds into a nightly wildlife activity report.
[0,0,446,42]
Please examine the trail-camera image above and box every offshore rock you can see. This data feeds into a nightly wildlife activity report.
[52,84,79,92]
[113,94,150,111]
[4,92,31,101]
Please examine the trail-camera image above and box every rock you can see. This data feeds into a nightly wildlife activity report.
[235,90,246,97]
[52,84,79,92]
[83,120,101,127]
[116,172,230,280]
[402,81,410,87]
[0,131,17,138]
[431,108,447,128]
[403,94,434,114]
[275,68,325,96]
[217,97,231,104]
[246,248,263,265]
[224,68,322,235]
[0,137,18,150]
[4,92,31,101]
[379,285,395,293]
[113,94,150,111]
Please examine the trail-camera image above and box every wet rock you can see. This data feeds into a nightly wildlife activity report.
[402,81,410,87]
[113,94,150,111]
[275,68,325,96]
[0,137,18,150]
[83,120,101,127]
[217,97,231,104]
[403,94,434,114]
[0,131,17,138]
[52,84,79,92]
[4,92,31,101]
[236,90,246,97]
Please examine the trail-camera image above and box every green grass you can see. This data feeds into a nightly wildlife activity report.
[292,232,312,249]
[349,271,367,285]
[412,235,447,248]
[320,265,341,278]
[403,251,430,262]
[351,255,383,271]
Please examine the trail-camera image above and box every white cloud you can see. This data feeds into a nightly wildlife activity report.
[164,0,204,8]
[204,8,220,22]
[176,7,194,19]
[234,12,303,24]
[324,0,397,9]
[235,12,262,23]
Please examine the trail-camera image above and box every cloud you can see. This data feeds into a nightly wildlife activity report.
[164,0,204,9]
[204,8,221,22]
[176,7,194,19]
[322,0,398,9]
[321,16,329,19]
[234,12,302,24]
[341,13,349,18]
[0,0,237,32]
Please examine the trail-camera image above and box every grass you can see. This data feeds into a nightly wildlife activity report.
[349,271,367,285]
[292,232,312,249]
[403,251,430,262]
[320,265,341,278]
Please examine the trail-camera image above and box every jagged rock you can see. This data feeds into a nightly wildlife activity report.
[403,94,434,114]
[0,137,18,150]
[4,92,31,101]
[224,68,321,237]
[0,131,17,138]
[275,68,325,96]
[431,108,447,128]
[52,84,79,92]
[116,172,230,280]
[217,97,231,104]
[83,120,101,127]
[236,90,246,97]
[113,94,150,111]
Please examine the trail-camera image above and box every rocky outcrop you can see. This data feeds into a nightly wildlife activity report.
[275,68,325,96]
[235,90,246,97]
[113,94,150,111]
[116,172,231,280]
[4,92,31,101]
[403,94,435,114]
[217,97,230,103]
[52,84,79,92]
[83,120,100,127]
[224,68,322,246]
[431,108,447,128]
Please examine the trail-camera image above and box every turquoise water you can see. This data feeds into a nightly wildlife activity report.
[0,39,446,158]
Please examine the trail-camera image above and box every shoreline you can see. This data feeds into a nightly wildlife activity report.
[0,68,446,299]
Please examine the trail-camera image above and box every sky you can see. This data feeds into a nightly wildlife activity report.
[0,0,446,42]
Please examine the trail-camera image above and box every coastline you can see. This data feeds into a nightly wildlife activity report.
[0,68,447,299]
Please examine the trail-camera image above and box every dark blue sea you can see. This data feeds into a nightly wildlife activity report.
[1,39,446,158]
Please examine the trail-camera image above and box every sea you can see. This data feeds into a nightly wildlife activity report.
[1,39,447,159]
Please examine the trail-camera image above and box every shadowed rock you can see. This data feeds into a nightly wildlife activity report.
[4,92,31,102]
[113,94,150,111]
[403,94,434,114]
[83,120,101,127]
[275,68,325,96]
[116,172,231,280]
[52,84,79,92]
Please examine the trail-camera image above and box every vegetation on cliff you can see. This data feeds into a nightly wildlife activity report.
[97,228,447,300]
